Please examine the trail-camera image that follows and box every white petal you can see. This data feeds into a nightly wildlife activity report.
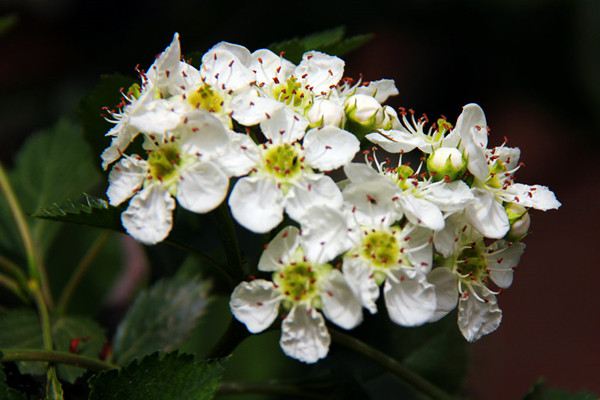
[230,280,281,333]
[250,49,295,86]
[285,174,343,223]
[342,179,399,226]
[343,162,381,184]
[458,288,502,342]
[365,129,422,154]
[260,107,307,144]
[121,185,175,245]
[427,267,459,322]
[230,88,282,126]
[320,270,363,329]
[101,127,138,170]
[177,161,228,213]
[433,214,464,258]
[455,104,488,181]
[201,42,254,92]
[486,241,525,289]
[306,98,345,127]
[466,189,509,239]
[146,33,181,89]
[295,51,344,95]
[217,133,259,176]
[258,226,300,272]
[229,177,284,233]
[303,126,359,171]
[398,195,445,231]
[493,146,520,170]
[384,270,436,327]
[403,226,434,273]
[505,183,561,210]
[129,99,182,135]
[107,156,147,206]
[423,181,474,213]
[300,206,352,264]
[354,79,399,103]
[342,256,379,314]
[179,110,230,156]
[280,305,330,363]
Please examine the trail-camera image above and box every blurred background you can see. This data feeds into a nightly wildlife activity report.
[1,0,599,398]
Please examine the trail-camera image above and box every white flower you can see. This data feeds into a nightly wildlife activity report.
[227,108,360,233]
[101,33,194,170]
[106,110,233,244]
[301,184,437,326]
[366,109,458,154]
[231,49,345,126]
[428,215,525,341]
[229,226,362,363]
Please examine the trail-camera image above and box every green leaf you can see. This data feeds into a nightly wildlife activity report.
[0,310,106,382]
[78,73,135,165]
[0,364,27,400]
[113,276,211,364]
[45,367,64,400]
[33,194,122,232]
[0,119,101,259]
[269,26,373,64]
[88,352,223,400]
[524,380,597,400]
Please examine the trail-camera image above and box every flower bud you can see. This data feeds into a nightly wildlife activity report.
[426,147,467,181]
[345,94,385,126]
[505,203,530,241]
[307,99,345,127]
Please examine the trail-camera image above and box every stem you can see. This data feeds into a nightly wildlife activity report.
[218,381,328,399]
[57,232,109,314]
[0,273,29,303]
[31,282,53,352]
[330,330,454,400]
[215,204,245,279]
[0,255,28,286]
[0,349,117,371]
[207,319,249,359]
[0,164,53,307]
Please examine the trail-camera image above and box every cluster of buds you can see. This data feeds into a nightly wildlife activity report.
[101,33,560,363]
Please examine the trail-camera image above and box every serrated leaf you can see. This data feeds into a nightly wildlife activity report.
[0,119,101,259]
[524,380,597,400]
[88,352,223,400]
[79,73,135,165]
[269,26,373,64]
[113,276,211,364]
[0,364,27,400]
[0,310,106,382]
[33,194,122,232]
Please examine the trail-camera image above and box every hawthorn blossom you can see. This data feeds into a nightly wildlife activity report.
[228,107,360,233]
[106,110,234,244]
[428,214,525,341]
[229,226,362,363]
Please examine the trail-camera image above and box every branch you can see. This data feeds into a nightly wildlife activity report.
[0,348,117,372]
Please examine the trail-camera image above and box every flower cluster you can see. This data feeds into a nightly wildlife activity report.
[102,33,560,363]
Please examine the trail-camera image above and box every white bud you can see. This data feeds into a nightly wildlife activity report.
[427,147,467,181]
[307,99,345,127]
[344,94,384,126]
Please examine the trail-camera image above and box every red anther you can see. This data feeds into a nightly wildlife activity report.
[228,60,234,67]
[497,258,504,264]
[325,145,332,150]
[408,108,415,115]
[276,66,281,73]
[503,135,509,144]
[272,76,280,84]
[307,184,312,191]
[99,342,112,361]
[279,51,286,57]
[366,194,377,204]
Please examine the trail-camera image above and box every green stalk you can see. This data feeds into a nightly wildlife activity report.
[1,349,117,371]
[30,282,53,352]
[330,330,455,400]
[215,203,245,279]
[0,164,53,307]
[57,231,109,314]
[0,255,28,286]
[0,273,29,303]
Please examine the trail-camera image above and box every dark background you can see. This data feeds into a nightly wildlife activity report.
[1,0,599,398]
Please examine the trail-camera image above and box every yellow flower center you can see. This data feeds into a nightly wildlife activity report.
[360,230,401,269]
[272,77,312,110]
[263,144,303,180]
[274,262,319,303]
[148,144,181,185]
[187,84,224,113]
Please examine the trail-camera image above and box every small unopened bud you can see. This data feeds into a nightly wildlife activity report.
[345,94,385,126]
[307,99,345,127]
[505,203,530,241]
[427,147,467,181]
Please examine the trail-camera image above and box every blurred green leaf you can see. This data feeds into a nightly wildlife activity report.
[524,380,597,400]
[45,367,64,400]
[112,276,211,364]
[88,352,223,400]
[0,363,27,400]
[78,73,135,166]
[269,26,373,64]
[0,14,18,36]
[33,194,122,232]
[0,120,101,260]
[0,309,106,383]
